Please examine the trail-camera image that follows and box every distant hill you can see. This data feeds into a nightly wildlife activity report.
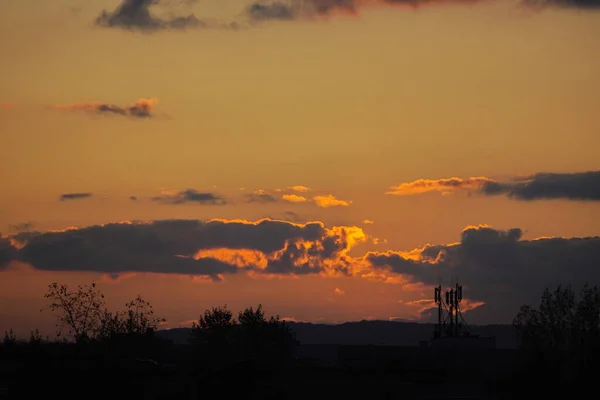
[156,320,518,349]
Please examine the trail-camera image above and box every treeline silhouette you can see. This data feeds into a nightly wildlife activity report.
[1,282,600,399]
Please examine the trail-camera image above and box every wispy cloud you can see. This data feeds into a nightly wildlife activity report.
[282,194,309,203]
[386,177,494,196]
[59,193,92,201]
[245,189,279,203]
[49,98,157,119]
[274,185,311,193]
[333,287,346,295]
[244,0,486,22]
[313,194,351,208]
[151,189,227,205]
[8,222,35,232]
[245,0,357,21]
[245,187,351,208]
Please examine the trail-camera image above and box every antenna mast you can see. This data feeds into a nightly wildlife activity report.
[432,282,469,339]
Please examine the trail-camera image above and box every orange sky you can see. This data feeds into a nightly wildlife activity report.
[1,0,600,338]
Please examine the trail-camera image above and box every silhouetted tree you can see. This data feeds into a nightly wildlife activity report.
[29,328,43,345]
[99,295,166,339]
[237,304,296,365]
[190,305,238,368]
[514,284,600,352]
[44,282,166,347]
[194,305,236,330]
[3,329,16,346]
[513,284,600,390]
[43,282,105,343]
[190,304,296,373]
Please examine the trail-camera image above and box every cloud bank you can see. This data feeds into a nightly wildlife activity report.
[387,171,600,202]
[365,224,600,322]
[1,218,366,282]
[2,219,599,322]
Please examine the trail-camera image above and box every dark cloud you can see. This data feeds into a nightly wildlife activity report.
[388,171,600,202]
[95,0,206,32]
[151,189,227,205]
[522,0,600,9]
[59,193,92,201]
[50,98,156,119]
[2,218,599,324]
[367,225,600,323]
[0,219,366,279]
[245,0,491,22]
[0,236,17,268]
[245,0,600,27]
[95,0,600,33]
[129,196,138,201]
[246,2,296,20]
[481,171,600,201]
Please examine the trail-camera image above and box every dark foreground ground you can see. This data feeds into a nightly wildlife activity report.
[0,342,591,400]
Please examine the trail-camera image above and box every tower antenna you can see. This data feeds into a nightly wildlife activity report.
[431,280,470,339]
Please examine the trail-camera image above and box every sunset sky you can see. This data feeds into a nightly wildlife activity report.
[1,0,599,337]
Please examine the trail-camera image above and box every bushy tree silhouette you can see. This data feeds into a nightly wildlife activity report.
[29,328,43,345]
[3,329,16,347]
[190,304,296,371]
[238,304,296,365]
[99,295,166,338]
[513,284,600,392]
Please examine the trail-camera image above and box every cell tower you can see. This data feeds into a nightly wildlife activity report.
[433,283,470,338]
